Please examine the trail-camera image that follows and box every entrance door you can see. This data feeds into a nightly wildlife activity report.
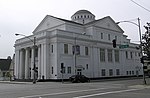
[77,69,82,75]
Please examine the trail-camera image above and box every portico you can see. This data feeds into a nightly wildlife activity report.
[15,41,48,80]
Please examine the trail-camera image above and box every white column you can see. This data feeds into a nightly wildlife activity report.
[25,48,30,79]
[43,44,47,78]
[19,50,23,79]
[15,50,20,79]
[41,44,44,79]
[31,47,35,79]
[38,45,41,79]
[19,49,25,79]
[43,43,49,79]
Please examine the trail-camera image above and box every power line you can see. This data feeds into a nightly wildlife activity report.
[130,0,150,13]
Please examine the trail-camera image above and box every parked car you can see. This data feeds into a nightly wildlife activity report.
[69,75,90,83]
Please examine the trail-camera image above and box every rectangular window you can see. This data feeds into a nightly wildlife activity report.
[51,45,53,53]
[130,52,133,59]
[61,63,65,73]
[126,71,128,75]
[52,67,53,74]
[100,49,105,62]
[101,69,106,76]
[115,50,119,62]
[109,69,113,76]
[85,47,88,55]
[126,51,128,59]
[64,44,68,54]
[116,69,120,75]
[73,45,80,55]
[101,33,103,39]
[108,34,110,40]
[132,71,134,75]
[108,49,112,62]
[86,64,89,70]
[115,36,117,40]
[67,67,71,74]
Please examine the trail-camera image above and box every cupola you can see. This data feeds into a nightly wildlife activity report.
[71,10,95,24]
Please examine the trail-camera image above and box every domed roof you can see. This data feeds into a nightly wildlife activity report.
[71,10,95,24]
[74,10,93,15]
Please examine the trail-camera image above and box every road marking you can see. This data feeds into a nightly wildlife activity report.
[73,88,142,98]
[18,87,118,98]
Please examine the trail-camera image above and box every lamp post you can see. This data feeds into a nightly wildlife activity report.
[15,33,37,84]
[73,33,86,75]
[117,18,147,85]
[74,37,77,75]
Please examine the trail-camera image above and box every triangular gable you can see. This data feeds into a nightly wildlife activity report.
[92,16,124,33]
[32,15,66,34]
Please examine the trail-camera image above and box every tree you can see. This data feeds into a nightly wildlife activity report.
[142,23,150,58]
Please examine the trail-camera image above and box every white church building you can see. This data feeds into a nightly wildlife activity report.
[14,10,143,80]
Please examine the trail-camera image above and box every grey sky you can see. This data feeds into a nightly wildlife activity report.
[0,0,150,58]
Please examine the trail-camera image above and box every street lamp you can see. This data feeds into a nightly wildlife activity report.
[117,18,147,85]
[15,33,37,84]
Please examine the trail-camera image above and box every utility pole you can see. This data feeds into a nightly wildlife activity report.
[138,18,147,85]
[116,18,147,84]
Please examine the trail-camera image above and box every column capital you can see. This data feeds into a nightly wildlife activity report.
[20,48,25,51]
[25,47,31,50]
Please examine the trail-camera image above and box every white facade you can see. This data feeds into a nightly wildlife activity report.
[14,10,143,80]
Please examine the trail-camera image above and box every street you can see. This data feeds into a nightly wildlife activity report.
[0,78,150,98]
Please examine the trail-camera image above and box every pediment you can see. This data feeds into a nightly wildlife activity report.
[32,15,65,34]
[93,16,124,33]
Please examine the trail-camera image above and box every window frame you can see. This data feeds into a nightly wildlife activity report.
[101,69,106,76]
[85,46,89,55]
[64,44,68,54]
[100,48,105,62]
[108,34,111,40]
[115,50,119,62]
[101,33,103,39]
[109,69,113,76]
[67,67,71,74]
[108,49,113,62]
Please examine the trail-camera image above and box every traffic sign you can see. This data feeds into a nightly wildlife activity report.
[119,44,129,49]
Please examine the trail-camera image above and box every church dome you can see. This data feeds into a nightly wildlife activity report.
[71,10,95,24]
[74,10,93,15]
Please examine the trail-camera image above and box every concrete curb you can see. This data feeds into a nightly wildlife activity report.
[0,81,32,84]
[129,85,150,89]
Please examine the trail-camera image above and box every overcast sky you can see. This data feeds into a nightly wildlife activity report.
[0,0,150,58]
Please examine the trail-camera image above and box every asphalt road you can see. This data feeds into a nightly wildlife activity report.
[0,78,150,98]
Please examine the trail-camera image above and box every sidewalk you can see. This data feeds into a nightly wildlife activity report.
[0,80,32,84]
[128,77,150,89]
[129,84,150,89]
[0,80,65,85]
